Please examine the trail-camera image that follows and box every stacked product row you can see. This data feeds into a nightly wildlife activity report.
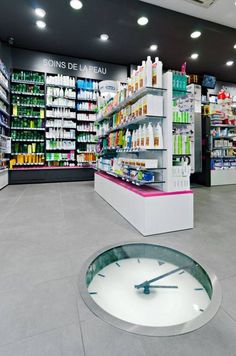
[76,78,99,165]
[0,59,10,179]
[10,69,45,168]
[102,123,164,151]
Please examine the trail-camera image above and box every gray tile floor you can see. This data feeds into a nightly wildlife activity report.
[0,182,235,356]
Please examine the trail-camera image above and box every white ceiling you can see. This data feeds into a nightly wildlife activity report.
[140,0,236,29]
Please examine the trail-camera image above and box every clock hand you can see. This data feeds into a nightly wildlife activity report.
[134,264,191,294]
[148,285,178,289]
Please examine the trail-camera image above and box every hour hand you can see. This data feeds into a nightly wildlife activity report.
[148,285,178,289]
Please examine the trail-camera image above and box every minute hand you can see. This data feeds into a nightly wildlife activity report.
[135,265,191,289]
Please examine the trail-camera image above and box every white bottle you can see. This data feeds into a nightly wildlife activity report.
[154,123,163,149]
[137,126,142,148]
[135,66,140,92]
[132,130,136,149]
[146,123,154,149]
[146,56,153,87]
[139,61,146,89]
[152,57,163,88]
[141,124,146,148]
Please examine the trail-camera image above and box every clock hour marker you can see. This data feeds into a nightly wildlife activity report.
[98,273,105,278]
[89,292,97,295]
[200,309,204,312]
[195,288,204,291]
[179,271,185,275]
[158,261,165,266]
[138,258,140,264]
[116,262,121,267]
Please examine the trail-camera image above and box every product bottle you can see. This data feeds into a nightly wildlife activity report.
[137,126,142,148]
[135,66,140,92]
[139,61,146,89]
[141,124,146,148]
[132,130,137,148]
[154,123,163,149]
[146,123,154,149]
[152,57,163,88]
[146,56,153,87]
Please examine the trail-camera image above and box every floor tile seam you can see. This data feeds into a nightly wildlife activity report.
[71,280,86,356]
[0,273,81,297]
[0,187,27,224]
[221,306,236,323]
[0,321,76,349]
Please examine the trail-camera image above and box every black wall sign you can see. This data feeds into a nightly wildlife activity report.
[12,48,128,82]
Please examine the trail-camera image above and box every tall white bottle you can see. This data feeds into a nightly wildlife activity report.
[145,56,153,87]
[146,123,154,149]
[154,123,163,149]
[152,57,163,88]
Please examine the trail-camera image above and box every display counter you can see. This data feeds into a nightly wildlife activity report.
[95,172,194,236]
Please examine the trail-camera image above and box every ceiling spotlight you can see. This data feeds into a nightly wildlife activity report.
[191,53,199,60]
[36,20,46,29]
[70,0,83,10]
[191,31,201,39]
[226,60,234,66]
[150,44,158,51]
[100,34,109,41]
[234,44,236,49]
[35,8,46,18]
[137,17,149,26]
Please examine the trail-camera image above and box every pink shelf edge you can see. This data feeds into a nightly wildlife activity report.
[96,171,193,198]
[11,166,94,171]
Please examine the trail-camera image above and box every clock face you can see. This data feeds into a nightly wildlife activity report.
[79,243,221,336]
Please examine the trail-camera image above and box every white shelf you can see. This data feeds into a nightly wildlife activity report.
[97,86,166,122]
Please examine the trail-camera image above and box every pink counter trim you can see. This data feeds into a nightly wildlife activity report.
[96,172,193,197]
[12,166,93,171]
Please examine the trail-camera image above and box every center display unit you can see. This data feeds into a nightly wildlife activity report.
[94,57,194,235]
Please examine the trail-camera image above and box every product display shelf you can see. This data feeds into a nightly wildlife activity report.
[12,79,44,85]
[45,74,77,167]
[198,102,236,186]
[76,77,99,167]
[47,104,76,109]
[10,69,46,170]
[0,80,10,93]
[0,92,9,106]
[95,69,193,235]
[11,127,45,131]
[12,115,43,119]
[11,91,44,96]
[12,139,44,142]
[46,84,75,89]
[106,115,166,136]
[0,58,11,189]
[103,170,165,186]
[0,107,10,117]
[97,86,166,123]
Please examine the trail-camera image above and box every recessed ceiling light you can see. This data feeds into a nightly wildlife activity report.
[35,8,46,18]
[70,0,83,10]
[191,31,201,39]
[234,44,236,49]
[150,44,158,51]
[100,34,109,41]
[36,20,46,29]
[226,60,234,66]
[191,53,199,60]
[137,17,149,26]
